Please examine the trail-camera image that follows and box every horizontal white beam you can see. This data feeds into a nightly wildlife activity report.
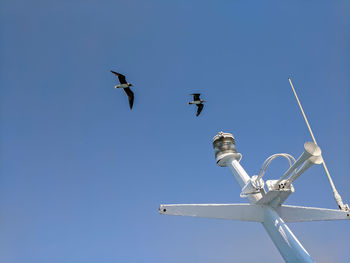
[159,203,264,222]
[159,203,350,223]
[277,205,350,222]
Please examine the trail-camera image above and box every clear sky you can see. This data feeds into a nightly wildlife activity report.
[1,0,349,262]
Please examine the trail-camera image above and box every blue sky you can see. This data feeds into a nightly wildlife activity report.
[1,0,349,262]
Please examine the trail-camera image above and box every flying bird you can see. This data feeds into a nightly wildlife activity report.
[111,70,134,109]
[188,93,205,116]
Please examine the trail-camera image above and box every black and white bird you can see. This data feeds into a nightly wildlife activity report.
[188,93,205,116]
[111,70,134,109]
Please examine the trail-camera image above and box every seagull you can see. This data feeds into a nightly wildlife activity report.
[188,93,205,116]
[111,70,134,109]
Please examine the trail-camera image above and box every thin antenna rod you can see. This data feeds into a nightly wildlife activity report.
[288,78,317,144]
[288,77,348,211]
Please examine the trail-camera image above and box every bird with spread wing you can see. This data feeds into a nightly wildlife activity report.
[111,70,134,109]
[188,93,205,116]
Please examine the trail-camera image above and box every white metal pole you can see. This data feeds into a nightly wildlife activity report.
[213,132,315,262]
[225,157,262,203]
[262,206,314,263]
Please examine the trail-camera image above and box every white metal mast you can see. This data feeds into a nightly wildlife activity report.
[159,81,350,262]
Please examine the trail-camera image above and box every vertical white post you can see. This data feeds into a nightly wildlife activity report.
[262,207,314,263]
[225,157,262,203]
[226,158,250,188]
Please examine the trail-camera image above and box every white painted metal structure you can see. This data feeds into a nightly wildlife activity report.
[159,132,350,262]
